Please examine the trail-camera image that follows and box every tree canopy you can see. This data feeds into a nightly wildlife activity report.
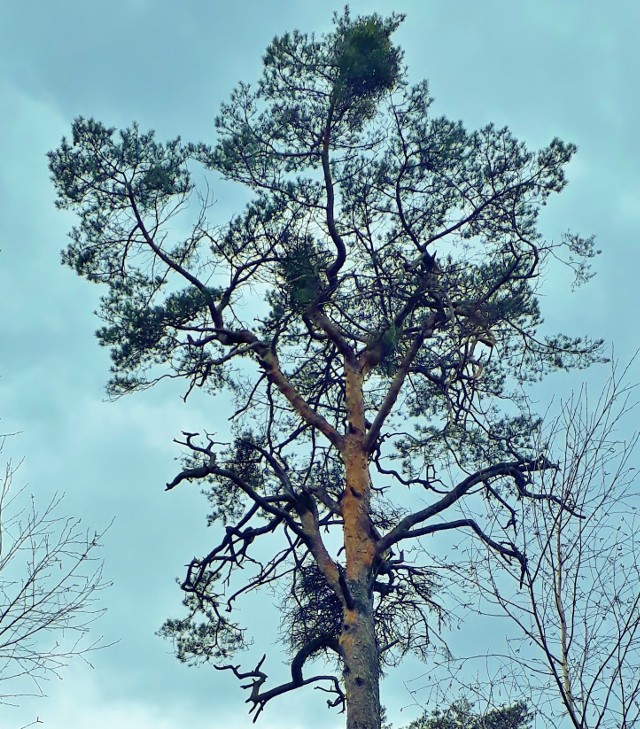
[405,699,533,729]
[48,10,602,728]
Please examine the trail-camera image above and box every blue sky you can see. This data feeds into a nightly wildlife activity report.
[0,1,639,727]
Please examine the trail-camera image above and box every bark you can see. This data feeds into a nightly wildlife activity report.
[341,578,380,729]
[340,363,381,729]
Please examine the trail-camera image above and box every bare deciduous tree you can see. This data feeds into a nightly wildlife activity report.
[0,435,109,707]
[438,364,640,728]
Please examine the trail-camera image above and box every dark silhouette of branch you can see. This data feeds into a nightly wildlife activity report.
[217,634,344,721]
[0,437,109,706]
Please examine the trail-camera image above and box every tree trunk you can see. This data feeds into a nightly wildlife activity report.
[341,578,381,729]
[341,362,381,729]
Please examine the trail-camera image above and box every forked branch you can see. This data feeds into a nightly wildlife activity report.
[217,634,345,721]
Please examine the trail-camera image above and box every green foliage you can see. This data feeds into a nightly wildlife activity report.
[277,235,328,311]
[405,699,533,729]
[331,10,404,105]
[49,119,192,267]
[47,118,227,396]
[48,13,603,427]
[159,587,245,663]
[97,285,223,395]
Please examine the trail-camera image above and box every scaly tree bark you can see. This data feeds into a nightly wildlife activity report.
[48,10,603,728]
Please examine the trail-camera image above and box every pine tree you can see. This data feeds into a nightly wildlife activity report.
[48,10,601,728]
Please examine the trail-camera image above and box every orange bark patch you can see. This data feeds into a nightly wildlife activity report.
[342,439,376,579]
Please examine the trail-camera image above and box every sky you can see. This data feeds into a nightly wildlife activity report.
[0,0,639,727]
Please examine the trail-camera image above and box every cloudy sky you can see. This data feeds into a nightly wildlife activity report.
[0,1,638,727]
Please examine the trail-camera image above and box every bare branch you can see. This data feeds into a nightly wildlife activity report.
[0,443,109,705]
[216,635,344,721]
[376,458,555,556]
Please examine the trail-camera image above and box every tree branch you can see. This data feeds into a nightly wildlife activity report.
[216,635,344,721]
[321,104,347,288]
[406,518,525,569]
[376,458,556,556]
[305,308,356,365]
[126,186,224,328]
[364,314,437,451]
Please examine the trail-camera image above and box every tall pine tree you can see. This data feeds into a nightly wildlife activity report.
[49,11,601,728]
